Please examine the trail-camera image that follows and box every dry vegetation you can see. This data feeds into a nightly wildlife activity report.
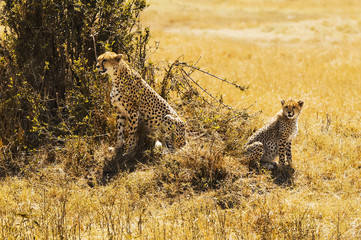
[2,0,361,239]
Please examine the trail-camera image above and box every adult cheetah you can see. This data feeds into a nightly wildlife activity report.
[96,52,186,153]
[243,99,304,171]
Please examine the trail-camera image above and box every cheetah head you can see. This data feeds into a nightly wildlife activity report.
[281,99,304,119]
[96,52,124,75]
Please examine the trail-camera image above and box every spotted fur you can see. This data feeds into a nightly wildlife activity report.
[96,52,186,152]
[243,99,304,170]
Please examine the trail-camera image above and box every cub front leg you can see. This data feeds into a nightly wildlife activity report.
[285,142,292,165]
[278,138,287,166]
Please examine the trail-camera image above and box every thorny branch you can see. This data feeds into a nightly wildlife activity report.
[180,68,232,110]
[176,61,248,91]
[166,60,248,112]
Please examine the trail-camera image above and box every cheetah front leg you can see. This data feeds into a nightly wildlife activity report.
[115,113,127,151]
[126,111,139,153]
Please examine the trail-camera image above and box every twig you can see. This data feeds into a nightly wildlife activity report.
[187,56,202,76]
[176,61,247,91]
[224,101,257,124]
[90,31,98,60]
[180,70,211,106]
[180,68,232,110]
[160,61,176,99]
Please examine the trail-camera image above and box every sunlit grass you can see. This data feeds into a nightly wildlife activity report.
[1,0,361,238]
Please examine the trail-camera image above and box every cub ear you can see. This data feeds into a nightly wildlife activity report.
[114,54,124,62]
[281,99,285,106]
[298,100,304,108]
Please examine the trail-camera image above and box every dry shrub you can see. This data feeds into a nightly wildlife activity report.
[156,139,227,194]
[59,137,101,179]
[0,0,251,186]
[0,0,149,176]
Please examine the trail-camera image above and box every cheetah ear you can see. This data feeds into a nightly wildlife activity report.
[114,54,124,62]
[298,100,304,108]
[281,99,285,106]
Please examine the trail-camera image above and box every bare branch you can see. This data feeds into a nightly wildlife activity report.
[176,61,247,91]
[179,70,211,106]
[90,31,98,60]
[180,68,232,110]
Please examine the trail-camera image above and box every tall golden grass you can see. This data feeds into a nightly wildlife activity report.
[141,0,361,238]
[1,0,361,238]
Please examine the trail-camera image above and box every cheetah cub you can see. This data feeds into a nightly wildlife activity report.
[243,99,304,171]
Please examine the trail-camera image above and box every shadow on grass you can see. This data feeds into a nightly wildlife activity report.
[249,161,296,186]
[100,120,155,185]
[271,165,295,186]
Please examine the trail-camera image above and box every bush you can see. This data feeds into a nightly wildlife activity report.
[0,0,149,176]
[0,0,249,181]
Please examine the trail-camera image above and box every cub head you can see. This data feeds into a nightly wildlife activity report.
[281,99,304,119]
[96,52,124,75]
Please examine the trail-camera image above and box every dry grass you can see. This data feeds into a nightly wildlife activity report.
[2,0,361,239]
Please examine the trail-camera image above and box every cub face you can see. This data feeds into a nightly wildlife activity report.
[96,52,124,75]
[281,99,304,119]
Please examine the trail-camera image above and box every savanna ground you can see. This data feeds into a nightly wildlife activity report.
[2,0,361,239]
